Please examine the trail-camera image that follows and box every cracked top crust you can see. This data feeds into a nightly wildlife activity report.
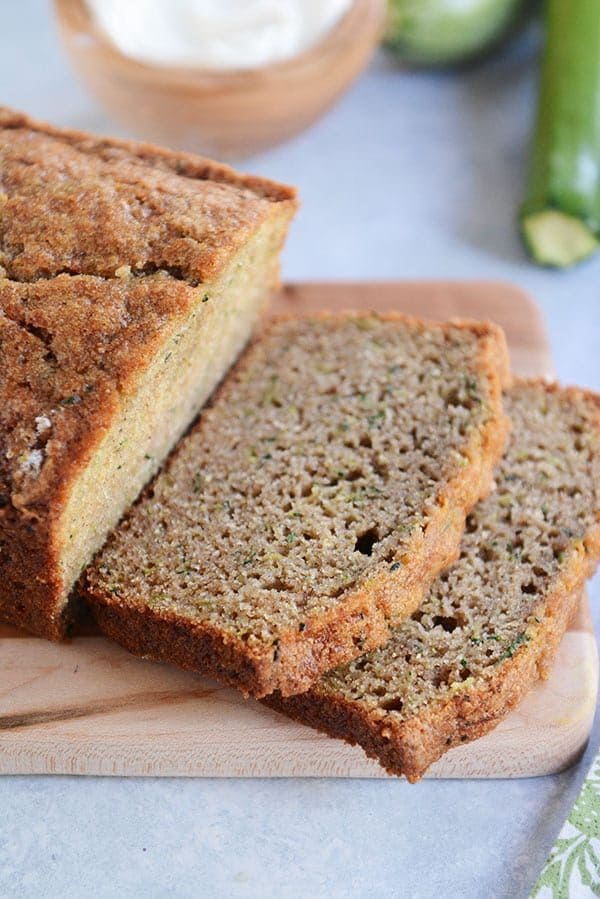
[0,107,296,284]
[0,273,196,509]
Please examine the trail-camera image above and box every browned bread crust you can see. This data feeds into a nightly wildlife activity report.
[266,383,600,778]
[0,107,296,639]
[0,107,295,283]
[87,313,510,698]
[1,275,198,637]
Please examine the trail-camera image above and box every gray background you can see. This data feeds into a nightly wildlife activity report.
[1,3,599,897]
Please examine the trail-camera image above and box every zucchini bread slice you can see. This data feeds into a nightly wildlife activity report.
[86,313,510,698]
[268,383,600,777]
[0,107,296,640]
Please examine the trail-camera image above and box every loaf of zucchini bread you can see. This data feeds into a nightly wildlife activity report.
[268,383,600,779]
[86,313,510,697]
[0,108,296,639]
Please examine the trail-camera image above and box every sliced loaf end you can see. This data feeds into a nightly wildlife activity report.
[267,382,600,776]
[0,108,296,639]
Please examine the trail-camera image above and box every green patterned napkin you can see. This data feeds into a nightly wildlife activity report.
[530,751,600,897]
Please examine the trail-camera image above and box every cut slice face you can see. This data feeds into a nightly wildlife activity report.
[268,383,600,779]
[86,313,510,698]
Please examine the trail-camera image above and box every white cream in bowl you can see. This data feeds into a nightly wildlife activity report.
[86,0,354,69]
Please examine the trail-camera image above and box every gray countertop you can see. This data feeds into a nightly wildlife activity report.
[1,4,599,897]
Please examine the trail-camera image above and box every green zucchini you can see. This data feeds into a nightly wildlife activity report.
[520,0,600,267]
[383,0,529,67]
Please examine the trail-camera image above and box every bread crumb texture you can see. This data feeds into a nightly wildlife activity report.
[87,313,508,694]
[272,383,600,776]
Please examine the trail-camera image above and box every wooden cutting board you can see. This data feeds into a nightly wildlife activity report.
[0,281,596,779]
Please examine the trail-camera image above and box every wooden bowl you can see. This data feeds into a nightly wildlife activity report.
[53,0,386,159]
